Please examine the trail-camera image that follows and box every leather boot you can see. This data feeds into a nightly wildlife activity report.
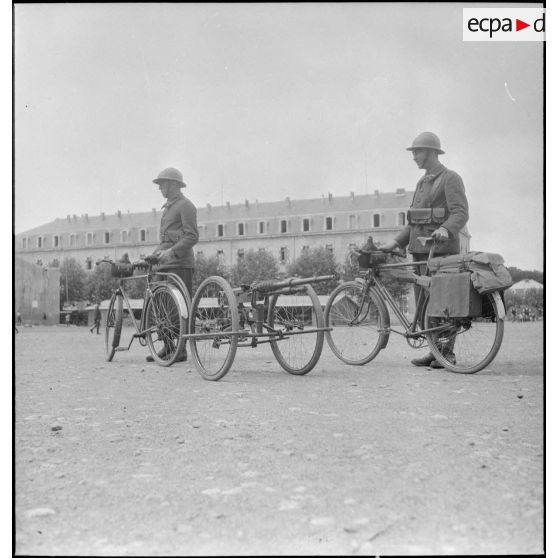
[411,353,435,367]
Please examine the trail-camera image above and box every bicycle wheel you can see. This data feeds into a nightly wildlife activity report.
[268,284,324,375]
[144,285,187,367]
[423,291,505,374]
[324,281,389,365]
[190,276,238,381]
[105,292,123,362]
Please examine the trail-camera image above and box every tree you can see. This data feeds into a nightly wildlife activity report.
[193,254,230,291]
[59,258,87,307]
[84,263,120,303]
[508,267,543,285]
[287,247,339,294]
[230,249,279,286]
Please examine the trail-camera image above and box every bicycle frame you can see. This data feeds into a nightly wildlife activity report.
[352,250,452,341]
[111,270,189,352]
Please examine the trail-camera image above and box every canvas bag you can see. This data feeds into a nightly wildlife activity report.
[428,272,483,317]
[428,251,513,294]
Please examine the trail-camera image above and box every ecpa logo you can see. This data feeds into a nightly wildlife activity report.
[463,8,545,41]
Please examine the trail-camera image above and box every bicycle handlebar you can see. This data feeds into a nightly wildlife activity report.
[96,255,159,269]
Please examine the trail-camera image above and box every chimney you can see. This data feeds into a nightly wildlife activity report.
[73,214,77,220]
[67,215,71,221]
[101,212,105,220]
[245,199,249,209]
[350,191,355,201]
[285,196,291,207]
[117,210,122,219]
[328,193,333,203]
[206,203,212,212]
[226,201,230,210]
[374,189,379,198]
[152,208,157,218]
[85,213,89,220]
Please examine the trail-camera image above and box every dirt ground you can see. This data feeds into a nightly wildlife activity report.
[14,321,544,556]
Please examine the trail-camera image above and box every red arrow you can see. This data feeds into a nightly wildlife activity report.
[516,19,530,31]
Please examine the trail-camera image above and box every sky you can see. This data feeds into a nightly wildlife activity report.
[13,2,544,270]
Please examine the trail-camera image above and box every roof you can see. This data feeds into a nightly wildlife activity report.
[509,279,543,291]
[18,191,414,236]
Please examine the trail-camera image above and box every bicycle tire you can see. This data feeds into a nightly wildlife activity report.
[144,285,187,367]
[324,281,390,366]
[105,292,123,362]
[268,283,324,375]
[422,291,505,374]
[190,276,239,381]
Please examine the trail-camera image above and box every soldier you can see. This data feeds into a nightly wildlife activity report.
[146,167,199,363]
[381,132,469,368]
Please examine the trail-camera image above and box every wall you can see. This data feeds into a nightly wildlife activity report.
[15,257,60,325]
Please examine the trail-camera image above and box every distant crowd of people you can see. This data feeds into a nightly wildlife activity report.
[509,305,543,322]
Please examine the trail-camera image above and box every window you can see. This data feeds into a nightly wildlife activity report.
[280,246,288,263]
[237,223,245,236]
[121,230,129,243]
[37,237,42,248]
[302,218,311,232]
[70,234,76,247]
[86,257,93,270]
[258,221,266,234]
[22,238,27,249]
[301,245,310,255]
[217,224,224,237]
[325,243,333,254]
[217,249,225,263]
[398,212,406,226]
[373,214,381,228]
[280,220,288,233]
[86,232,94,245]
[53,235,59,248]
[348,215,356,229]
[325,217,333,231]
[237,249,245,261]
[140,229,147,242]
[104,232,110,244]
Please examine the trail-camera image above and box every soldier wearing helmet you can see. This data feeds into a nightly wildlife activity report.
[146,167,199,363]
[381,132,469,368]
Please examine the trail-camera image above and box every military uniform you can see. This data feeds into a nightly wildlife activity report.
[394,162,468,256]
[154,190,199,296]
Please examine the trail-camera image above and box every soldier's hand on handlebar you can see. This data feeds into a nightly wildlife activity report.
[431,227,449,242]
[157,248,174,264]
[379,240,400,253]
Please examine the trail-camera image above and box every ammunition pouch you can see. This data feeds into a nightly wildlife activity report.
[407,207,446,225]
[160,230,184,243]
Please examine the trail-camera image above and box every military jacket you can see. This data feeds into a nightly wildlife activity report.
[155,192,199,268]
[394,163,469,255]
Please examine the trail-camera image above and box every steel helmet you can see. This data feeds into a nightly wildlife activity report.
[406,132,445,154]
[152,167,186,188]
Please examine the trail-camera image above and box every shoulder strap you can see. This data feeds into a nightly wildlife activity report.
[428,170,447,203]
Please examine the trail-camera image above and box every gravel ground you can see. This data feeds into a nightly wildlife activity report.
[15,321,544,556]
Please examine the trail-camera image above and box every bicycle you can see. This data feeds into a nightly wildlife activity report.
[97,255,191,366]
[324,237,505,374]
[188,274,334,381]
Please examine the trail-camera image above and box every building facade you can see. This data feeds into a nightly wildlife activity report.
[15,189,471,272]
